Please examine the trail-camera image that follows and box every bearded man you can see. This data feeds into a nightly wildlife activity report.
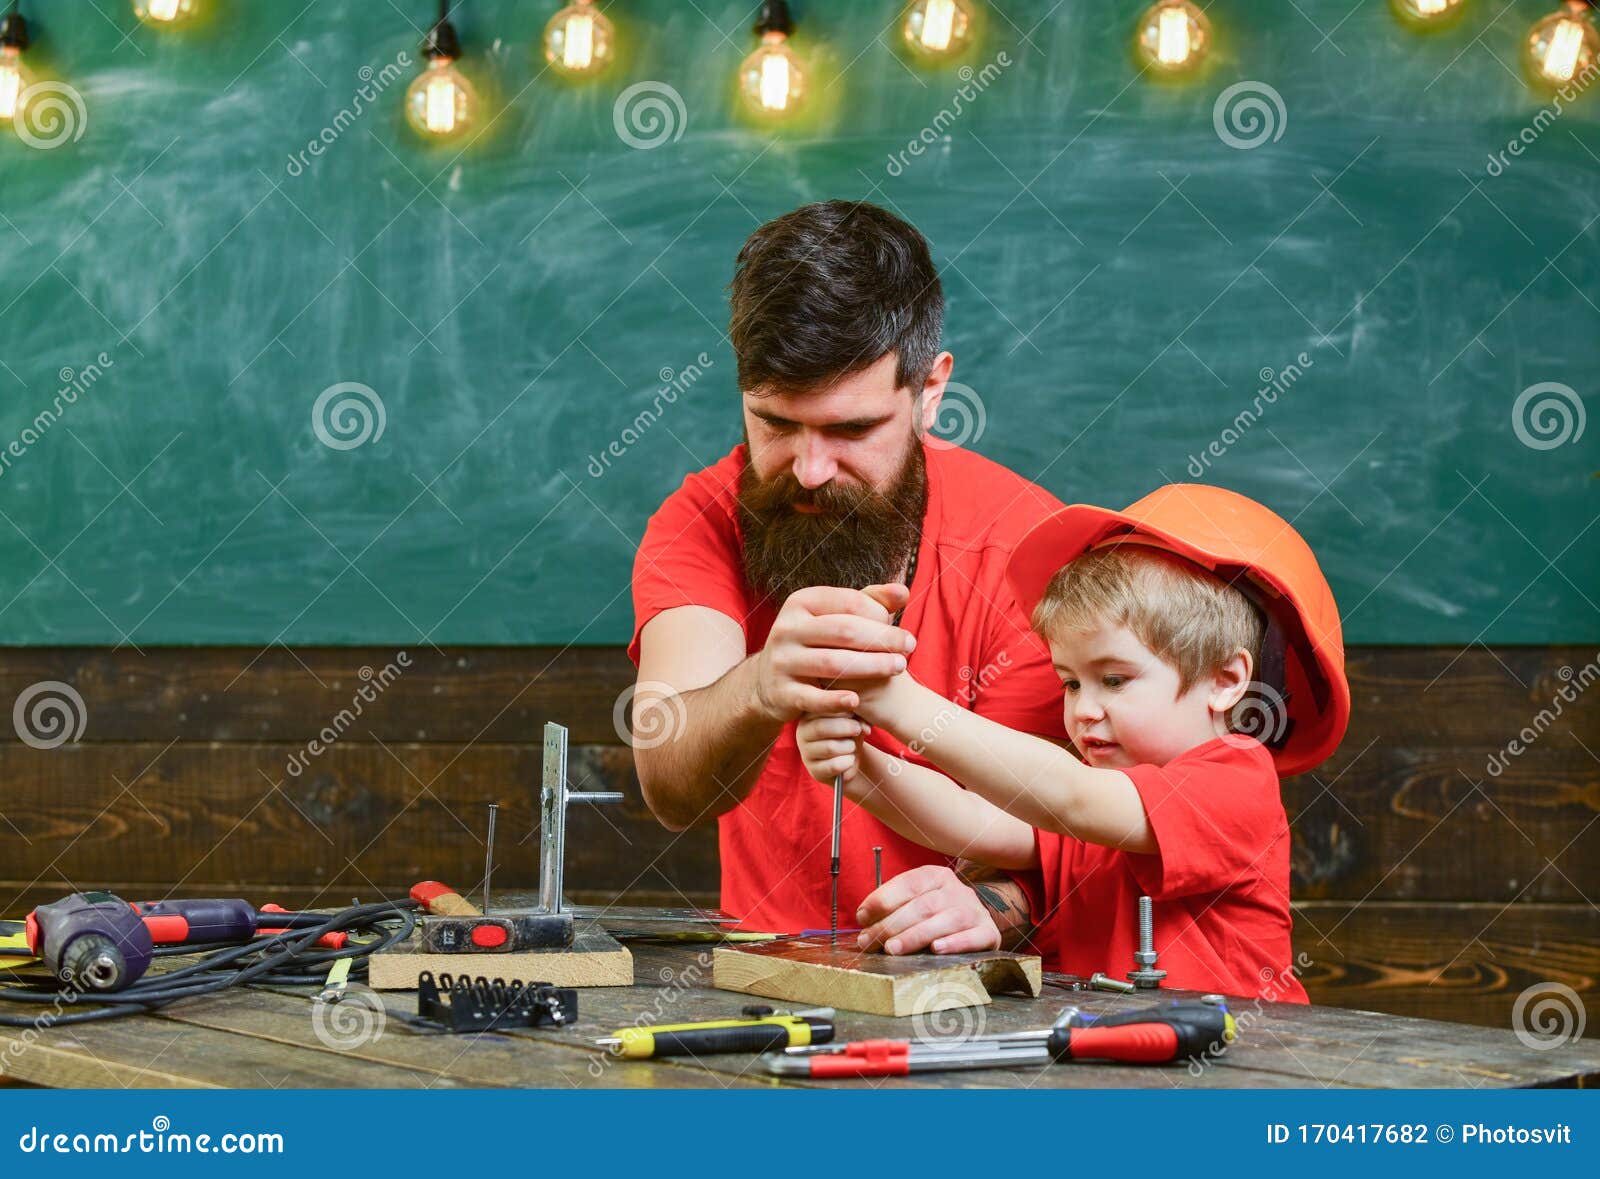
[628,200,1068,955]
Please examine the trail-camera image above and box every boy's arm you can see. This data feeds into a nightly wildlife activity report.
[795,714,1036,869]
[856,674,1158,853]
[853,744,1039,869]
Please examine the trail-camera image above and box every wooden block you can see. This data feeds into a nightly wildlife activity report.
[369,920,632,990]
[712,936,1041,1017]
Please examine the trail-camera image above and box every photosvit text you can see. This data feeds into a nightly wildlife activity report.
[1265,1122,1573,1146]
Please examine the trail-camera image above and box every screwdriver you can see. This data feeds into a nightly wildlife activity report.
[766,1000,1235,1078]
[829,772,844,942]
[596,1005,835,1059]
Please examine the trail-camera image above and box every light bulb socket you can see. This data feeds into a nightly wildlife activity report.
[423,17,462,62]
[0,12,29,52]
[754,1,794,39]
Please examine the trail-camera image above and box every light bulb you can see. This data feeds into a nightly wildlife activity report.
[0,45,27,121]
[1524,3,1599,86]
[1390,0,1466,27]
[739,32,806,117]
[544,1,614,77]
[1134,0,1211,75]
[902,0,975,62]
[135,0,200,26]
[405,54,479,139]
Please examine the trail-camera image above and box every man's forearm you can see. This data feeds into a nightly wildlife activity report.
[955,866,1034,951]
[634,655,785,831]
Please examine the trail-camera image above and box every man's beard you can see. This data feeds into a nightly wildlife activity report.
[738,435,927,605]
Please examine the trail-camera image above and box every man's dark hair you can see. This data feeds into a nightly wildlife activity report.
[728,200,944,396]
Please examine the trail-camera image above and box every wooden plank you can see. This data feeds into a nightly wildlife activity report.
[1284,746,1599,902]
[1294,902,1600,1033]
[0,742,717,912]
[1,738,1593,909]
[150,987,762,1090]
[0,646,636,745]
[712,936,1041,1017]
[1,644,1590,749]
[370,921,633,990]
[0,1013,459,1089]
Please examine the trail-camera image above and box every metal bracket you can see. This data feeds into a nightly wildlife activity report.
[539,722,623,915]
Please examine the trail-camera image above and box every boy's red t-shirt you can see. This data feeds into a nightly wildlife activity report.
[628,442,1069,933]
[1022,735,1309,1003]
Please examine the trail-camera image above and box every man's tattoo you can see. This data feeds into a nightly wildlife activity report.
[972,883,1011,916]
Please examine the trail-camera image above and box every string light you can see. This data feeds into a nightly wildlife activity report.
[0,1,31,124]
[134,0,201,27]
[1524,1,1599,87]
[1389,0,1466,30]
[543,0,614,78]
[738,1,806,119]
[1133,0,1210,76]
[404,0,480,140]
[901,0,975,63]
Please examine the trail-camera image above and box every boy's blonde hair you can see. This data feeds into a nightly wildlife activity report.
[1031,544,1265,697]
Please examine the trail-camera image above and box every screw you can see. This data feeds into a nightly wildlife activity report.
[1089,972,1136,994]
[873,846,883,890]
[483,802,499,915]
[1126,894,1167,989]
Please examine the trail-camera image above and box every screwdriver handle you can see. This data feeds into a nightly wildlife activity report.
[651,1024,796,1057]
[1049,1002,1232,1063]
[604,1013,832,1059]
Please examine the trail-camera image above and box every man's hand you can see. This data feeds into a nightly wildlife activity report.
[795,713,870,788]
[855,864,1001,956]
[753,585,914,721]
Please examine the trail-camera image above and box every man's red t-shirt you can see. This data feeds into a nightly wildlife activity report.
[1020,735,1308,1002]
[629,442,1069,933]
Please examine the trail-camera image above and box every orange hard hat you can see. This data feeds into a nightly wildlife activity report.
[1006,483,1350,776]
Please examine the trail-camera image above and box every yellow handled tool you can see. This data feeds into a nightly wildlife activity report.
[596,1005,834,1059]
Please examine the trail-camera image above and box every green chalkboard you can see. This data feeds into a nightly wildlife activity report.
[0,1,1594,646]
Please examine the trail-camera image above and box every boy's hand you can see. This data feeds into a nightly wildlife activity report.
[795,713,870,787]
[855,864,1001,956]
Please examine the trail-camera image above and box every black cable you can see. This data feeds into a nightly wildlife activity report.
[0,899,417,1029]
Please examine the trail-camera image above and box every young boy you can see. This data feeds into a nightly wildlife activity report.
[797,484,1350,1000]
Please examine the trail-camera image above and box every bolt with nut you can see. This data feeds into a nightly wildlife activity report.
[1126,894,1167,988]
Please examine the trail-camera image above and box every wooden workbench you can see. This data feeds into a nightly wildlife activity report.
[2,943,1596,1089]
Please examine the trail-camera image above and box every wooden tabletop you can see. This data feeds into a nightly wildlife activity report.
[3,943,1596,1089]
